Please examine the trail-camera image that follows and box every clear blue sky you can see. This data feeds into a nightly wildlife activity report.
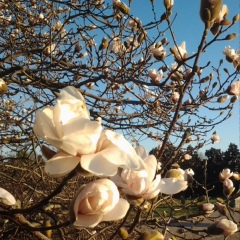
[125,0,239,153]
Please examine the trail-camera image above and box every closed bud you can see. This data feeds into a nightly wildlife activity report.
[220,19,232,26]
[200,0,222,25]
[210,23,219,35]
[138,230,164,240]
[164,0,174,12]
[216,197,224,203]
[232,14,240,24]
[217,95,229,103]
[161,37,167,45]
[115,2,130,15]
[225,33,238,40]
[200,76,210,83]
[0,78,8,93]
[119,227,129,239]
[230,95,238,103]
[74,43,81,53]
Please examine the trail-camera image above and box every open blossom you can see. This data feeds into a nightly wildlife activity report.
[111,146,187,199]
[148,69,163,84]
[171,91,180,102]
[0,187,16,205]
[219,168,233,181]
[223,46,240,68]
[43,130,145,178]
[34,87,145,177]
[184,154,192,160]
[227,80,240,96]
[211,131,220,143]
[208,219,238,236]
[150,44,166,60]
[170,41,187,61]
[34,86,101,157]
[70,179,129,228]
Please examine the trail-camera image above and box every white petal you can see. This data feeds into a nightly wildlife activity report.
[101,198,130,222]
[81,146,145,176]
[143,155,157,183]
[58,86,85,101]
[160,178,188,195]
[135,145,148,159]
[0,187,16,205]
[45,152,80,177]
[80,149,119,176]
[62,117,102,155]
[73,214,102,228]
[103,130,145,170]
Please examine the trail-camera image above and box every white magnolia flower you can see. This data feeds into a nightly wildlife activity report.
[223,46,240,68]
[219,168,233,181]
[211,131,220,143]
[71,179,129,228]
[208,219,238,236]
[34,87,101,158]
[171,41,187,61]
[148,69,163,84]
[44,130,145,177]
[150,44,166,60]
[111,146,187,199]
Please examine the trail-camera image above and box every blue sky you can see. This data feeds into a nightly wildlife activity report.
[123,0,240,153]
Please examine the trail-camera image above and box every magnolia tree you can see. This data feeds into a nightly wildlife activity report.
[0,0,239,239]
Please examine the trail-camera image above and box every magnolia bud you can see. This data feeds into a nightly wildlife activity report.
[232,14,240,24]
[165,169,184,181]
[115,2,130,15]
[99,37,109,50]
[118,227,129,239]
[200,0,223,25]
[220,19,232,26]
[217,95,229,103]
[230,95,238,103]
[225,33,238,40]
[139,230,164,240]
[164,0,174,12]
[0,78,8,93]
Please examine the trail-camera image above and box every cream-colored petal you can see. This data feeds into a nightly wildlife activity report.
[101,198,130,222]
[103,130,145,170]
[62,117,102,155]
[80,150,119,176]
[143,155,157,183]
[44,152,80,177]
[0,187,16,205]
[160,178,188,195]
[135,145,148,159]
[81,147,144,176]
[143,174,161,199]
[58,86,85,101]
[34,107,57,140]
[73,214,102,228]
